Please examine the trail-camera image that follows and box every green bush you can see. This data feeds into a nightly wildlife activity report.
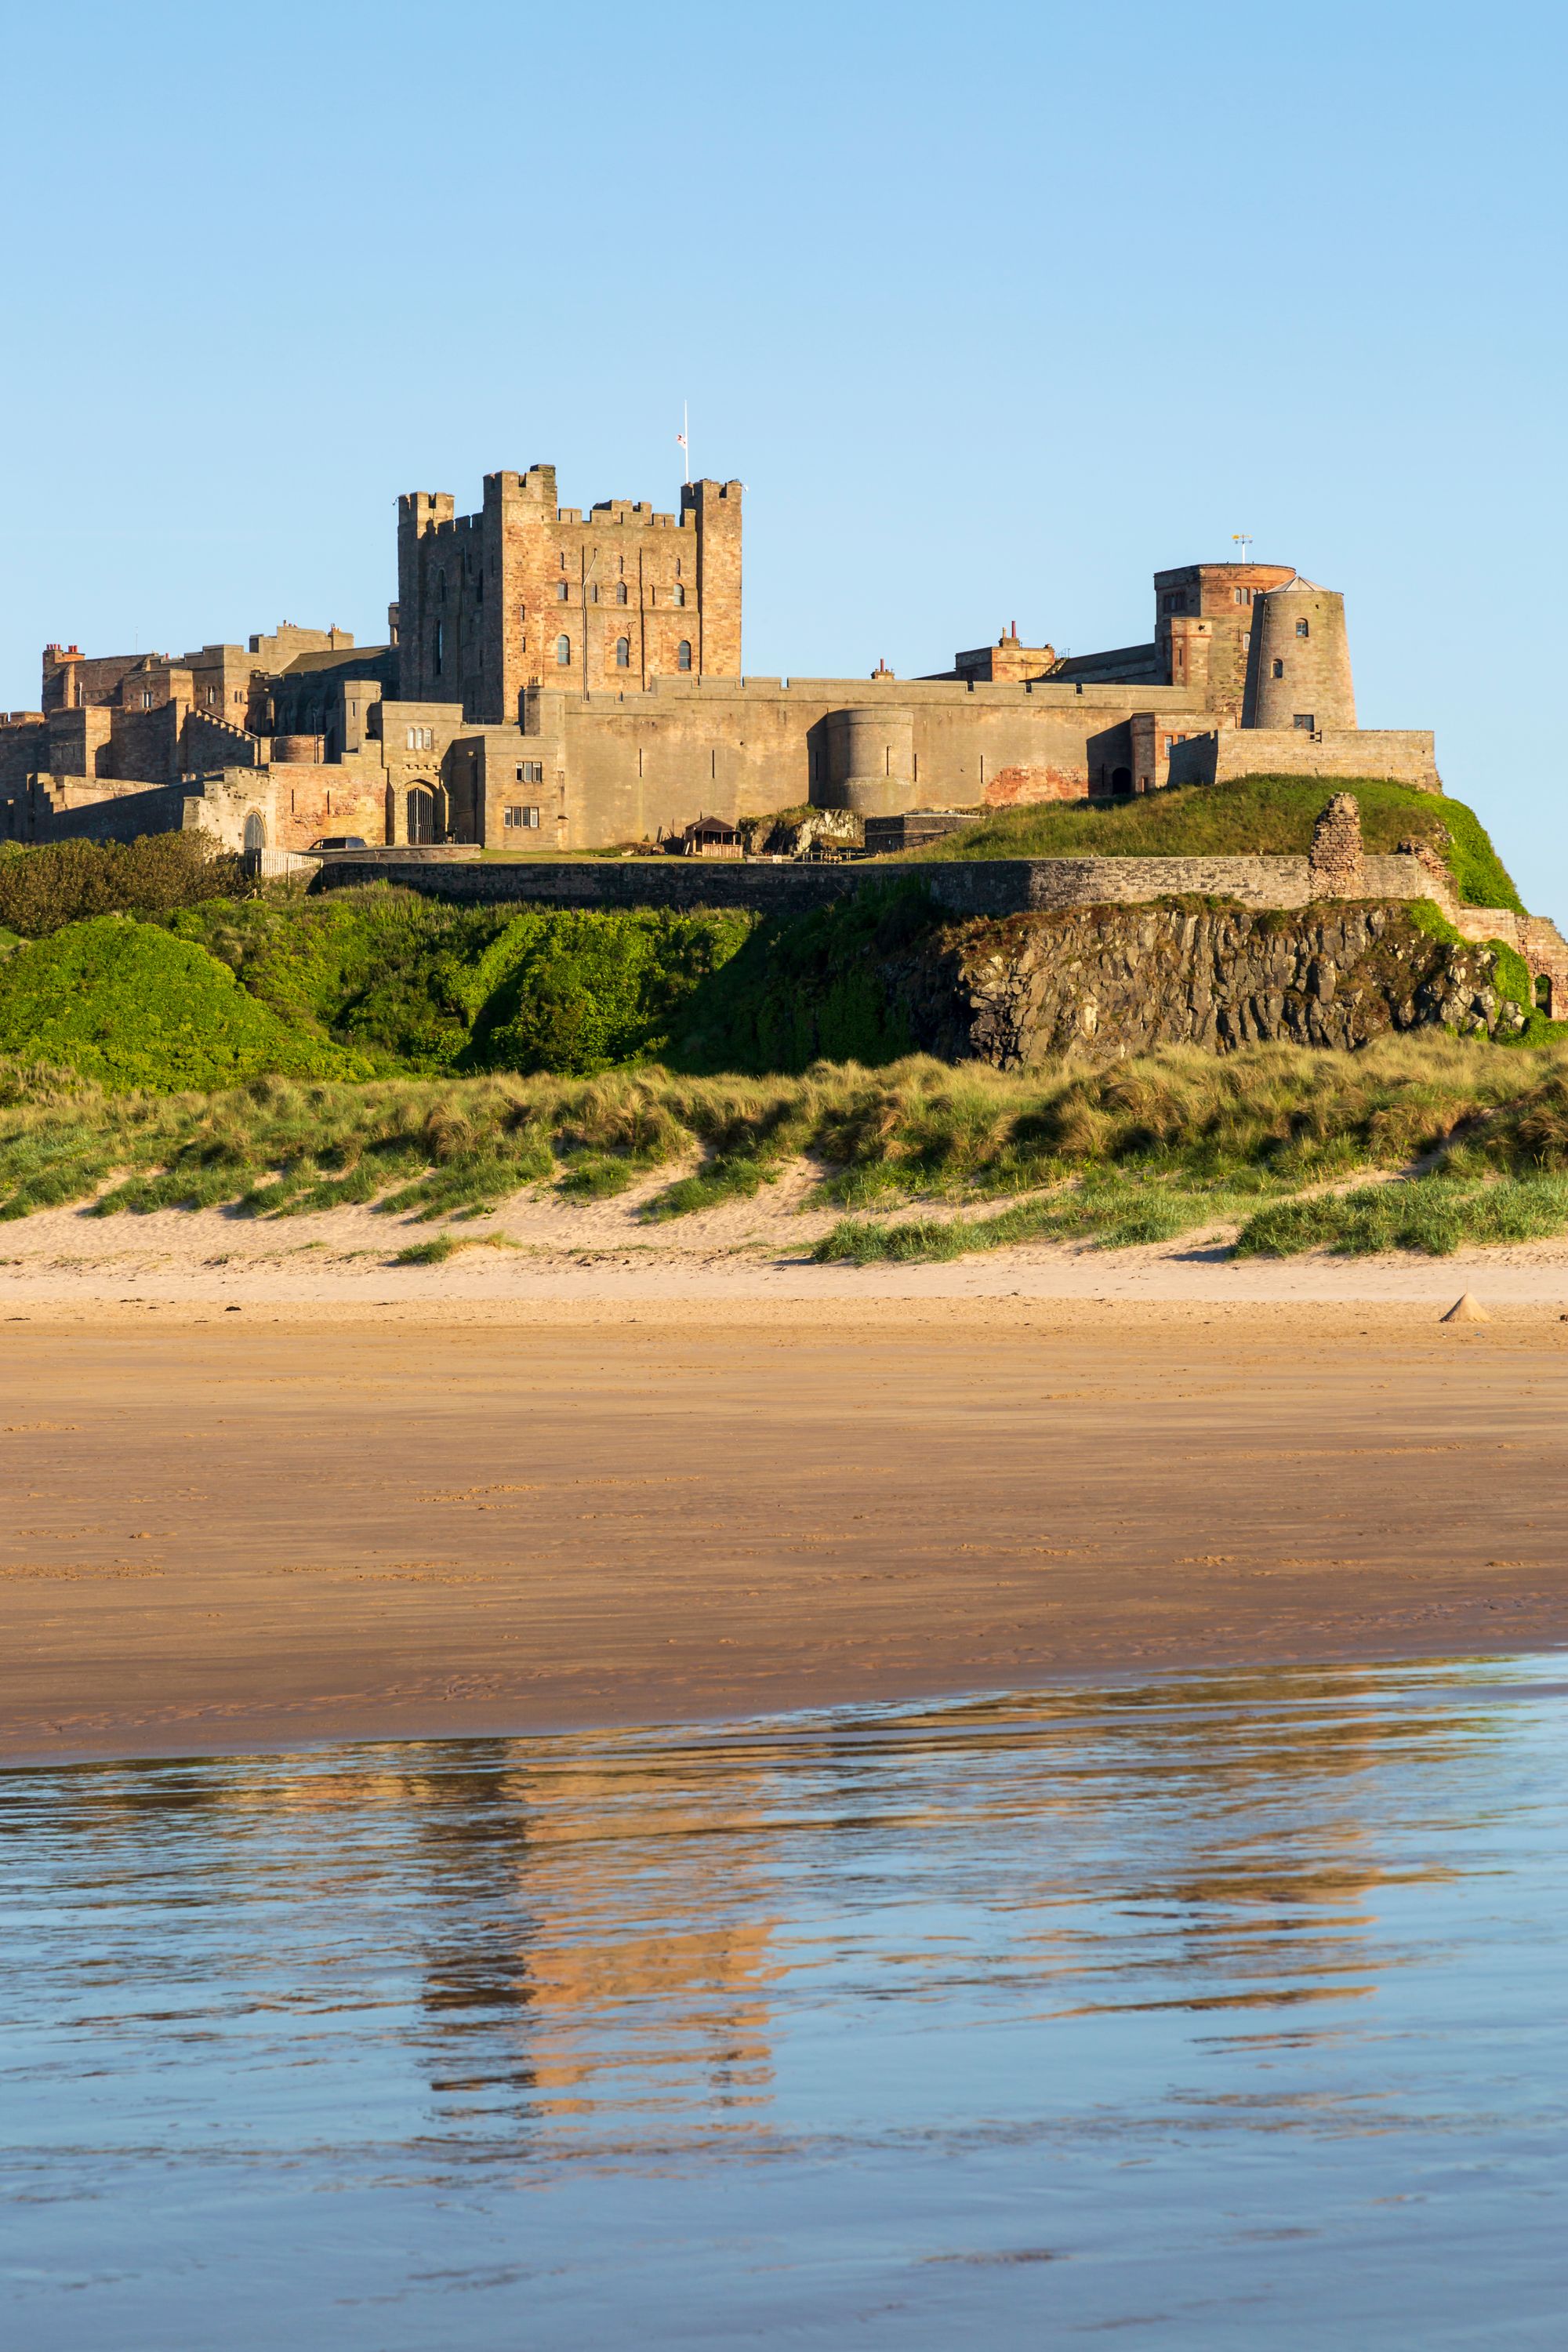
[0,917,366,1093]
[169,891,753,1078]
[673,881,931,1073]
[467,906,753,1075]
[0,833,249,938]
[166,891,510,1072]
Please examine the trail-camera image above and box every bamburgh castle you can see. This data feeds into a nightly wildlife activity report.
[0,463,1441,857]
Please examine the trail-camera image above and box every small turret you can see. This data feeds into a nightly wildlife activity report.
[1243,576,1356,731]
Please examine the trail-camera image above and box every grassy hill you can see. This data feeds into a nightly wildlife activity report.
[0,917,365,1093]
[886,776,1523,913]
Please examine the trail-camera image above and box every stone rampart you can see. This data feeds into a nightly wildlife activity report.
[314,848,1435,920]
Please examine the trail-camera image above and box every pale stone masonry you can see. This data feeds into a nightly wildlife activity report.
[0,460,1454,867]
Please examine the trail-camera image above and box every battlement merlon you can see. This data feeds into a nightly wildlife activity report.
[397,491,457,539]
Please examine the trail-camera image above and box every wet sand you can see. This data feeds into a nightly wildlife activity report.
[3,1300,1566,1763]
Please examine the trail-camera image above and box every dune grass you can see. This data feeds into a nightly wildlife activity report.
[814,1181,1249,1265]
[5,1037,1568,1255]
[1233,1174,1568,1258]
[392,1232,521,1266]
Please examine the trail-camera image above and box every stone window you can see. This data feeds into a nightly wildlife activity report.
[675,557,683,577]
[437,572,447,603]
[405,725,434,750]
[615,637,631,669]
[434,622,444,676]
[615,582,628,604]
[677,639,692,672]
[1293,713,1315,731]
[556,635,572,666]
[504,804,542,829]
[590,584,599,603]
[517,760,543,783]
[672,583,686,607]
[557,581,570,601]
[1233,588,1243,604]
[1296,619,1310,638]
[1271,659,1284,679]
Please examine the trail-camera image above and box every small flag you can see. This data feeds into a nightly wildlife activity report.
[676,430,687,449]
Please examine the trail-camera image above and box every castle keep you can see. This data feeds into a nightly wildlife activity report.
[1,465,1439,858]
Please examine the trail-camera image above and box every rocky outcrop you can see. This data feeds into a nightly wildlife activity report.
[904,902,1530,1066]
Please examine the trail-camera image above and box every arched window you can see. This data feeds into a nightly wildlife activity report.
[556,580,570,601]
[556,634,572,666]
[243,813,267,853]
[615,581,628,604]
[671,583,686,607]
[677,639,692,672]
[615,637,630,669]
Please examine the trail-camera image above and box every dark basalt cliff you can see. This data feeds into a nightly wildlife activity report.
[898,902,1528,1067]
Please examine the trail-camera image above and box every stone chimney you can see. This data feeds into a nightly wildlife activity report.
[1308,793,1364,898]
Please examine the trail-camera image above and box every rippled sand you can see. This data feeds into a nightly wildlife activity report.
[2,1304,1566,1761]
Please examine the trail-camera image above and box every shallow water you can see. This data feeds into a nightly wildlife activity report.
[4,1659,1568,2348]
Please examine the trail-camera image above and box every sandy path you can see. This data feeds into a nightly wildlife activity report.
[5,1171,1568,1310]
[2,1304,1565,1765]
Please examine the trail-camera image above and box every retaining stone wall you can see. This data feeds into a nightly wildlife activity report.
[315,849,1433,920]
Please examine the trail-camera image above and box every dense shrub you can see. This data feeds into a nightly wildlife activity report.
[169,890,754,1076]
[0,917,365,1093]
[469,907,753,1074]
[0,833,249,938]
[167,891,509,1072]
[673,881,931,1073]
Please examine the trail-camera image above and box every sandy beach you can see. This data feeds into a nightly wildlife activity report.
[3,1181,1566,1765]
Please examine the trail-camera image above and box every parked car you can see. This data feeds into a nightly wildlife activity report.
[308,836,369,851]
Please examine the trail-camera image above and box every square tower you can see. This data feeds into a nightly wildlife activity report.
[396,467,742,721]
[1153,561,1297,717]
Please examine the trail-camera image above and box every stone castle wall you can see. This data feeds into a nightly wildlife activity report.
[1169,728,1440,793]
[313,847,1442,920]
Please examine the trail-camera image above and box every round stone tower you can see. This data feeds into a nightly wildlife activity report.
[1243,576,1356,731]
[822,704,915,815]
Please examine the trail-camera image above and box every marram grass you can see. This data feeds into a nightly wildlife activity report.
[5,1037,1568,1254]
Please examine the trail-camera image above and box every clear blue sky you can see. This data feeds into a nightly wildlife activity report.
[2,1,1563,905]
